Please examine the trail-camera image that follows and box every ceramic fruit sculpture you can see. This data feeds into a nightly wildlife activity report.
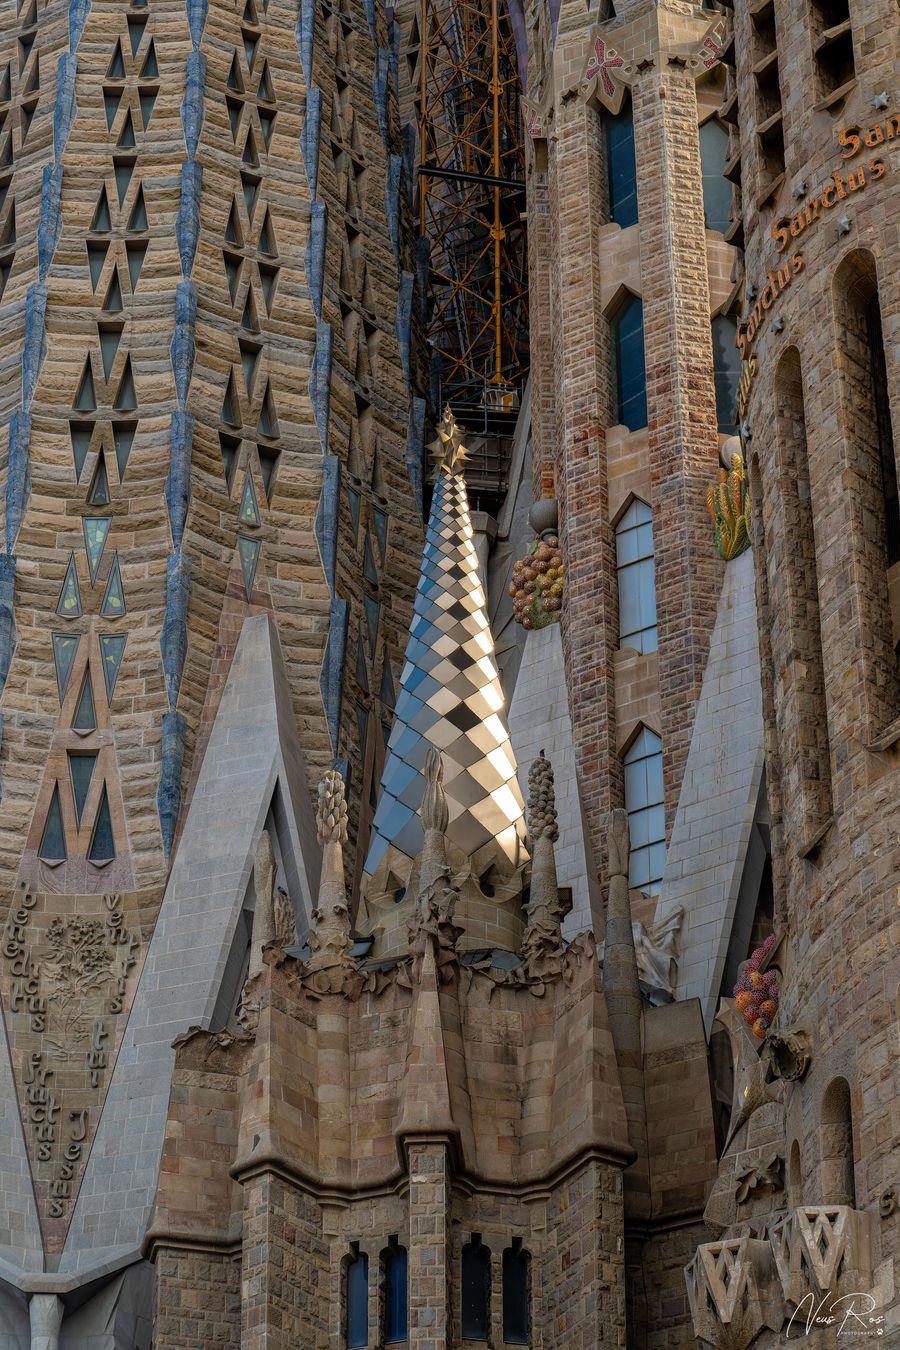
[733,933,778,1039]
[509,536,564,629]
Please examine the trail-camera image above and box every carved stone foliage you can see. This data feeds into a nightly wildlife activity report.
[685,1235,784,1350]
[0,885,160,1248]
[735,1153,784,1205]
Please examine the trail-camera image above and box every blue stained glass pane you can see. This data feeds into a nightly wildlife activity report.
[52,634,80,702]
[73,673,97,731]
[605,101,638,228]
[373,507,388,562]
[69,752,97,824]
[700,118,732,235]
[100,556,126,617]
[613,295,647,432]
[345,1252,368,1349]
[57,556,83,619]
[40,786,67,862]
[384,1246,408,1343]
[99,634,127,700]
[238,473,261,527]
[84,517,112,584]
[712,313,741,435]
[238,535,261,598]
[89,786,116,861]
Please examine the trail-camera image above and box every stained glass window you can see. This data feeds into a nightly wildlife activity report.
[68,752,97,825]
[238,535,261,598]
[700,118,732,235]
[52,634,79,702]
[624,727,665,895]
[100,634,127,700]
[238,472,261,527]
[345,1248,368,1349]
[73,673,97,732]
[383,1242,408,1344]
[39,786,67,862]
[89,786,116,862]
[605,99,638,228]
[461,1236,491,1340]
[712,313,741,435]
[57,555,83,619]
[100,555,126,617]
[616,500,657,655]
[612,295,647,432]
[83,517,111,584]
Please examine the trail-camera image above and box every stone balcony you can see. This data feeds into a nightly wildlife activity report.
[685,1206,876,1350]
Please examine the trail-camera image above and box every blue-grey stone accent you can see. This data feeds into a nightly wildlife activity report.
[416,236,430,323]
[385,154,402,264]
[156,710,187,862]
[319,597,349,755]
[176,162,202,278]
[165,413,194,552]
[362,0,376,44]
[406,396,426,518]
[186,0,208,49]
[21,285,47,407]
[305,200,327,321]
[53,57,77,161]
[300,87,321,197]
[397,270,414,388]
[309,321,333,451]
[181,51,206,160]
[373,49,390,145]
[161,552,191,710]
[296,0,315,85]
[402,123,416,203]
[68,0,90,52]
[5,414,31,553]
[0,556,16,699]
[334,754,351,796]
[314,454,340,593]
[170,280,197,410]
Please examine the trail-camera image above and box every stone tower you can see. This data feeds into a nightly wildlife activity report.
[0,0,423,1336]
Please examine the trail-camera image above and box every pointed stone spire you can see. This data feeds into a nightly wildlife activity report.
[307,768,353,969]
[363,407,526,877]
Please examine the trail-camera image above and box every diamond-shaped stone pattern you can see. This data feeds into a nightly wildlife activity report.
[364,471,525,872]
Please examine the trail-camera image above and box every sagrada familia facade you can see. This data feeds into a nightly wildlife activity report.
[0,0,896,1343]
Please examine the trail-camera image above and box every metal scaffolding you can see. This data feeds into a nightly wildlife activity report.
[416,0,529,434]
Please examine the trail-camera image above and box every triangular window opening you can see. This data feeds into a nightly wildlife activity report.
[39,785,67,863]
[113,421,136,478]
[88,786,116,862]
[87,452,111,505]
[68,752,98,825]
[73,671,97,732]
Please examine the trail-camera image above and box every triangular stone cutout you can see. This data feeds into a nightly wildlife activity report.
[257,207,275,255]
[223,250,242,301]
[103,269,123,313]
[256,381,276,437]
[87,452,111,505]
[114,156,136,206]
[98,322,123,380]
[107,39,125,79]
[257,60,273,102]
[87,242,109,292]
[227,52,243,92]
[126,239,148,289]
[258,106,275,148]
[239,338,260,396]
[74,357,97,411]
[241,172,259,217]
[65,613,319,1263]
[113,357,137,411]
[226,95,242,140]
[92,186,112,232]
[258,443,279,495]
[118,111,136,148]
[139,88,156,128]
[127,186,147,231]
[237,534,260,596]
[69,421,94,475]
[56,554,83,619]
[83,516,112,584]
[20,98,36,142]
[222,372,240,426]
[258,260,278,312]
[238,472,261,527]
[104,88,122,129]
[52,632,80,702]
[243,27,259,69]
[225,199,242,245]
[240,291,258,333]
[99,633,127,700]
[100,554,126,617]
[219,431,240,485]
[127,15,146,56]
[113,421,136,478]
[140,40,158,78]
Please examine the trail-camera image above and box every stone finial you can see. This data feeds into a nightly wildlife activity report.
[428,405,469,476]
[308,768,353,974]
[422,746,449,834]
[316,768,349,845]
[526,751,559,846]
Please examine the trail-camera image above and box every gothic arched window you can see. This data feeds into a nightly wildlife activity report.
[502,1240,530,1344]
[605,98,638,228]
[461,1235,491,1340]
[623,727,665,894]
[612,294,647,432]
[615,499,657,655]
[345,1246,368,1349]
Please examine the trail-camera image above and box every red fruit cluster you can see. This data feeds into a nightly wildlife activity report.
[509,537,564,629]
[733,933,778,1039]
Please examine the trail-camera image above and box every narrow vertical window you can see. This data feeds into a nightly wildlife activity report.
[623,727,665,895]
[611,295,647,432]
[605,98,637,228]
[382,1239,408,1343]
[810,0,855,100]
[868,295,900,567]
[502,1240,530,1344]
[345,1246,368,1349]
[712,313,741,435]
[615,500,657,655]
[699,118,732,234]
[461,1235,491,1340]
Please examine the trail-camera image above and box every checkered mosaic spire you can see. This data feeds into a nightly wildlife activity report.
[363,409,526,875]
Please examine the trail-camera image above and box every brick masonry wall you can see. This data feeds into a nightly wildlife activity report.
[240,1173,329,1350]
